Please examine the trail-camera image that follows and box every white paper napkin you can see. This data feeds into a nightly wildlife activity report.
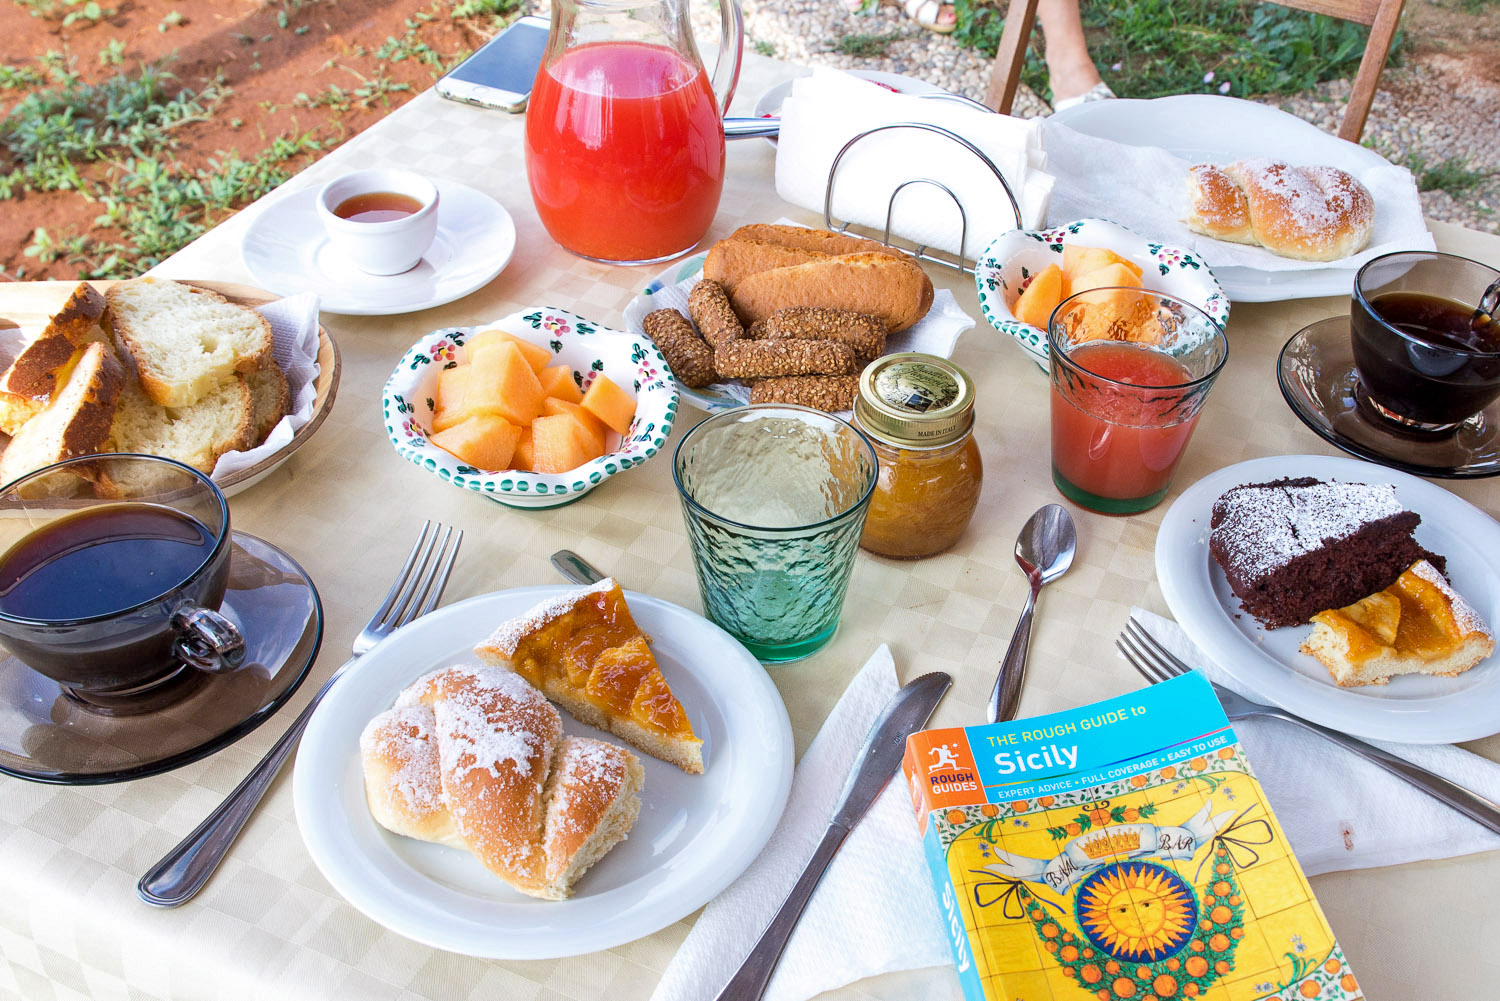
[1039,121,1436,274]
[210,291,323,479]
[775,68,1054,259]
[650,645,952,1001]
[1130,607,1500,874]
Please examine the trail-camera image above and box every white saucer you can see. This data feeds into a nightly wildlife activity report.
[241,179,517,315]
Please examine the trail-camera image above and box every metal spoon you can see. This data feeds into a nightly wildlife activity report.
[986,504,1077,723]
[1472,277,1500,333]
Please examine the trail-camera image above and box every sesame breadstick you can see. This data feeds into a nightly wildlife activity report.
[643,308,717,387]
[714,340,856,379]
[687,280,744,349]
[749,375,859,412]
[756,307,887,365]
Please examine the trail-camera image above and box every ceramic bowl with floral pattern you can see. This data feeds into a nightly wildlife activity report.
[382,306,678,509]
[974,218,1230,369]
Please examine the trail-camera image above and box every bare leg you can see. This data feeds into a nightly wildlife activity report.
[1037,0,1103,102]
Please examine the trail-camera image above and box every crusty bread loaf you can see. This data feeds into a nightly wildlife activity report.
[105,278,273,407]
[1185,160,1374,262]
[246,363,290,442]
[0,341,124,491]
[703,239,830,296]
[725,223,902,259]
[730,252,935,332]
[97,376,254,495]
[361,664,644,900]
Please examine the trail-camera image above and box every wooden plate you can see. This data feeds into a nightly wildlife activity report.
[0,279,340,496]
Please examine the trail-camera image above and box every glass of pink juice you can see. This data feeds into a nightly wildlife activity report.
[525,40,726,266]
[1047,289,1227,514]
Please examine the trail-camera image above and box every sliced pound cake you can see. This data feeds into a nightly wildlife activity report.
[0,342,125,492]
[0,282,109,435]
[105,278,273,407]
[97,376,254,496]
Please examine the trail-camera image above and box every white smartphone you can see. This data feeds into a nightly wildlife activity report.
[436,15,551,113]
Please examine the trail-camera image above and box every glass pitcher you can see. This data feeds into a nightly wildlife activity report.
[525,0,743,265]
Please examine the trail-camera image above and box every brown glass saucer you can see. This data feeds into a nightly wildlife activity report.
[1278,315,1500,479]
[0,532,322,784]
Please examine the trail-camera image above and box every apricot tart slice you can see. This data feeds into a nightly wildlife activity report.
[475,579,704,773]
[1302,560,1495,687]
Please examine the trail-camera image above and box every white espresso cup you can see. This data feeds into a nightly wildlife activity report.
[316,168,440,276]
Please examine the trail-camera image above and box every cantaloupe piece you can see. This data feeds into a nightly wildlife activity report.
[1014,263,1064,329]
[467,329,551,373]
[511,426,535,471]
[1069,262,1145,298]
[431,365,472,431]
[465,342,545,427]
[531,413,604,473]
[579,375,635,436]
[1067,264,1156,343]
[541,397,606,455]
[538,365,583,404]
[1062,245,1144,284]
[429,415,520,471]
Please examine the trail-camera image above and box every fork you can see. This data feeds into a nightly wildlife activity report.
[1117,616,1500,836]
[137,521,463,907]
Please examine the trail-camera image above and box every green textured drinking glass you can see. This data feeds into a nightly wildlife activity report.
[673,404,877,663]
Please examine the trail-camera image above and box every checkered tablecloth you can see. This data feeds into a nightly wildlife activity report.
[2,54,1498,1001]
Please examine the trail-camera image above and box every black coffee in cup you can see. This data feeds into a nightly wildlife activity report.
[1351,253,1500,431]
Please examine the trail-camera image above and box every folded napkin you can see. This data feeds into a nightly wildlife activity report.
[1039,121,1435,273]
[649,644,951,1001]
[1130,607,1500,874]
[775,68,1054,260]
[209,291,323,479]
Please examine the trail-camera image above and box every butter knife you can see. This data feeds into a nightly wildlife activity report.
[712,671,952,1001]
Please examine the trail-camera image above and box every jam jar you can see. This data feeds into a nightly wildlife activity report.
[854,353,982,559]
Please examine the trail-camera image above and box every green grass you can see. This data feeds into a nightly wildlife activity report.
[952,0,1391,102]
[1408,154,1494,194]
[833,30,906,57]
[0,56,325,277]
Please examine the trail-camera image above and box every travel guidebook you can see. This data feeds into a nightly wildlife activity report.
[902,672,1362,1001]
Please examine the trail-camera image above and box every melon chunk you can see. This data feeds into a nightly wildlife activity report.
[467,329,552,372]
[541,397,607,454]
[1063,245,1144,284]
[1014,263,1064,329]
[1067,265,1157,342]
[431,366,472,431]
[532,413,604,473]
[580,375,636,436]
[465,342,545,427]
[429,415,520,471]
[538,365,583,404]
[511,426,535,471]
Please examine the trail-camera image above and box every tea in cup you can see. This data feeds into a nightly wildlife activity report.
[1350,251,1500,431]
[316,168,440,275]
[0,455,244,706]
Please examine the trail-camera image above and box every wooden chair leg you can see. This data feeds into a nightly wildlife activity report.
[984,0,1042,114]
[1336,0,1405,143]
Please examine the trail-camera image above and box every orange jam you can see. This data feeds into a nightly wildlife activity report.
[854,354,983,559]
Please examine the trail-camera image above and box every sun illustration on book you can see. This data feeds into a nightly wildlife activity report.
[1076,862,1197,963]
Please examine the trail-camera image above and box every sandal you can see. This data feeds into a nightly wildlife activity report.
[901,0,956,33]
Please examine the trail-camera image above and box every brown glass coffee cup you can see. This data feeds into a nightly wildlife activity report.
[1351,251,1500,432]
[0,454,244,703]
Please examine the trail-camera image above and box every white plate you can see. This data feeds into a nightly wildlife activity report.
[1156,454,1500,743]
[292,587,793,958]
[1048,95,1410,303]
[753,70,946,146]
[241,179,517,315]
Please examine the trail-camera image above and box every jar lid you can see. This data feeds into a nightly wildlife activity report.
[855,353,975,447]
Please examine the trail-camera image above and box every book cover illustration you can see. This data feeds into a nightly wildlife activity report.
[902,672,1362,1001]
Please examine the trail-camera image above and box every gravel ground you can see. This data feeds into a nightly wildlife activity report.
[702,0,1500,235]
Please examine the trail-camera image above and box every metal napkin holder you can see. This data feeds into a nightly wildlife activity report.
[819,93,1024,276]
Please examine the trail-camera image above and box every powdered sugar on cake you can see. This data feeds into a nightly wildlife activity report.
[1213,480,1405,584]
[480,578,618,657]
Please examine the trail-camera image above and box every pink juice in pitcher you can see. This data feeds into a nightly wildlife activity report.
[525,41,726,264]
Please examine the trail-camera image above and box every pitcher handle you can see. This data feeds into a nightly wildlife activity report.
[711,0,744,115]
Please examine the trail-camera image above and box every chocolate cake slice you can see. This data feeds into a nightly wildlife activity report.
[1208,477,1445,629]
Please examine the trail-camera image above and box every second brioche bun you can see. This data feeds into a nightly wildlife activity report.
[730,253,934,333]
[1184,159,1374,262]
